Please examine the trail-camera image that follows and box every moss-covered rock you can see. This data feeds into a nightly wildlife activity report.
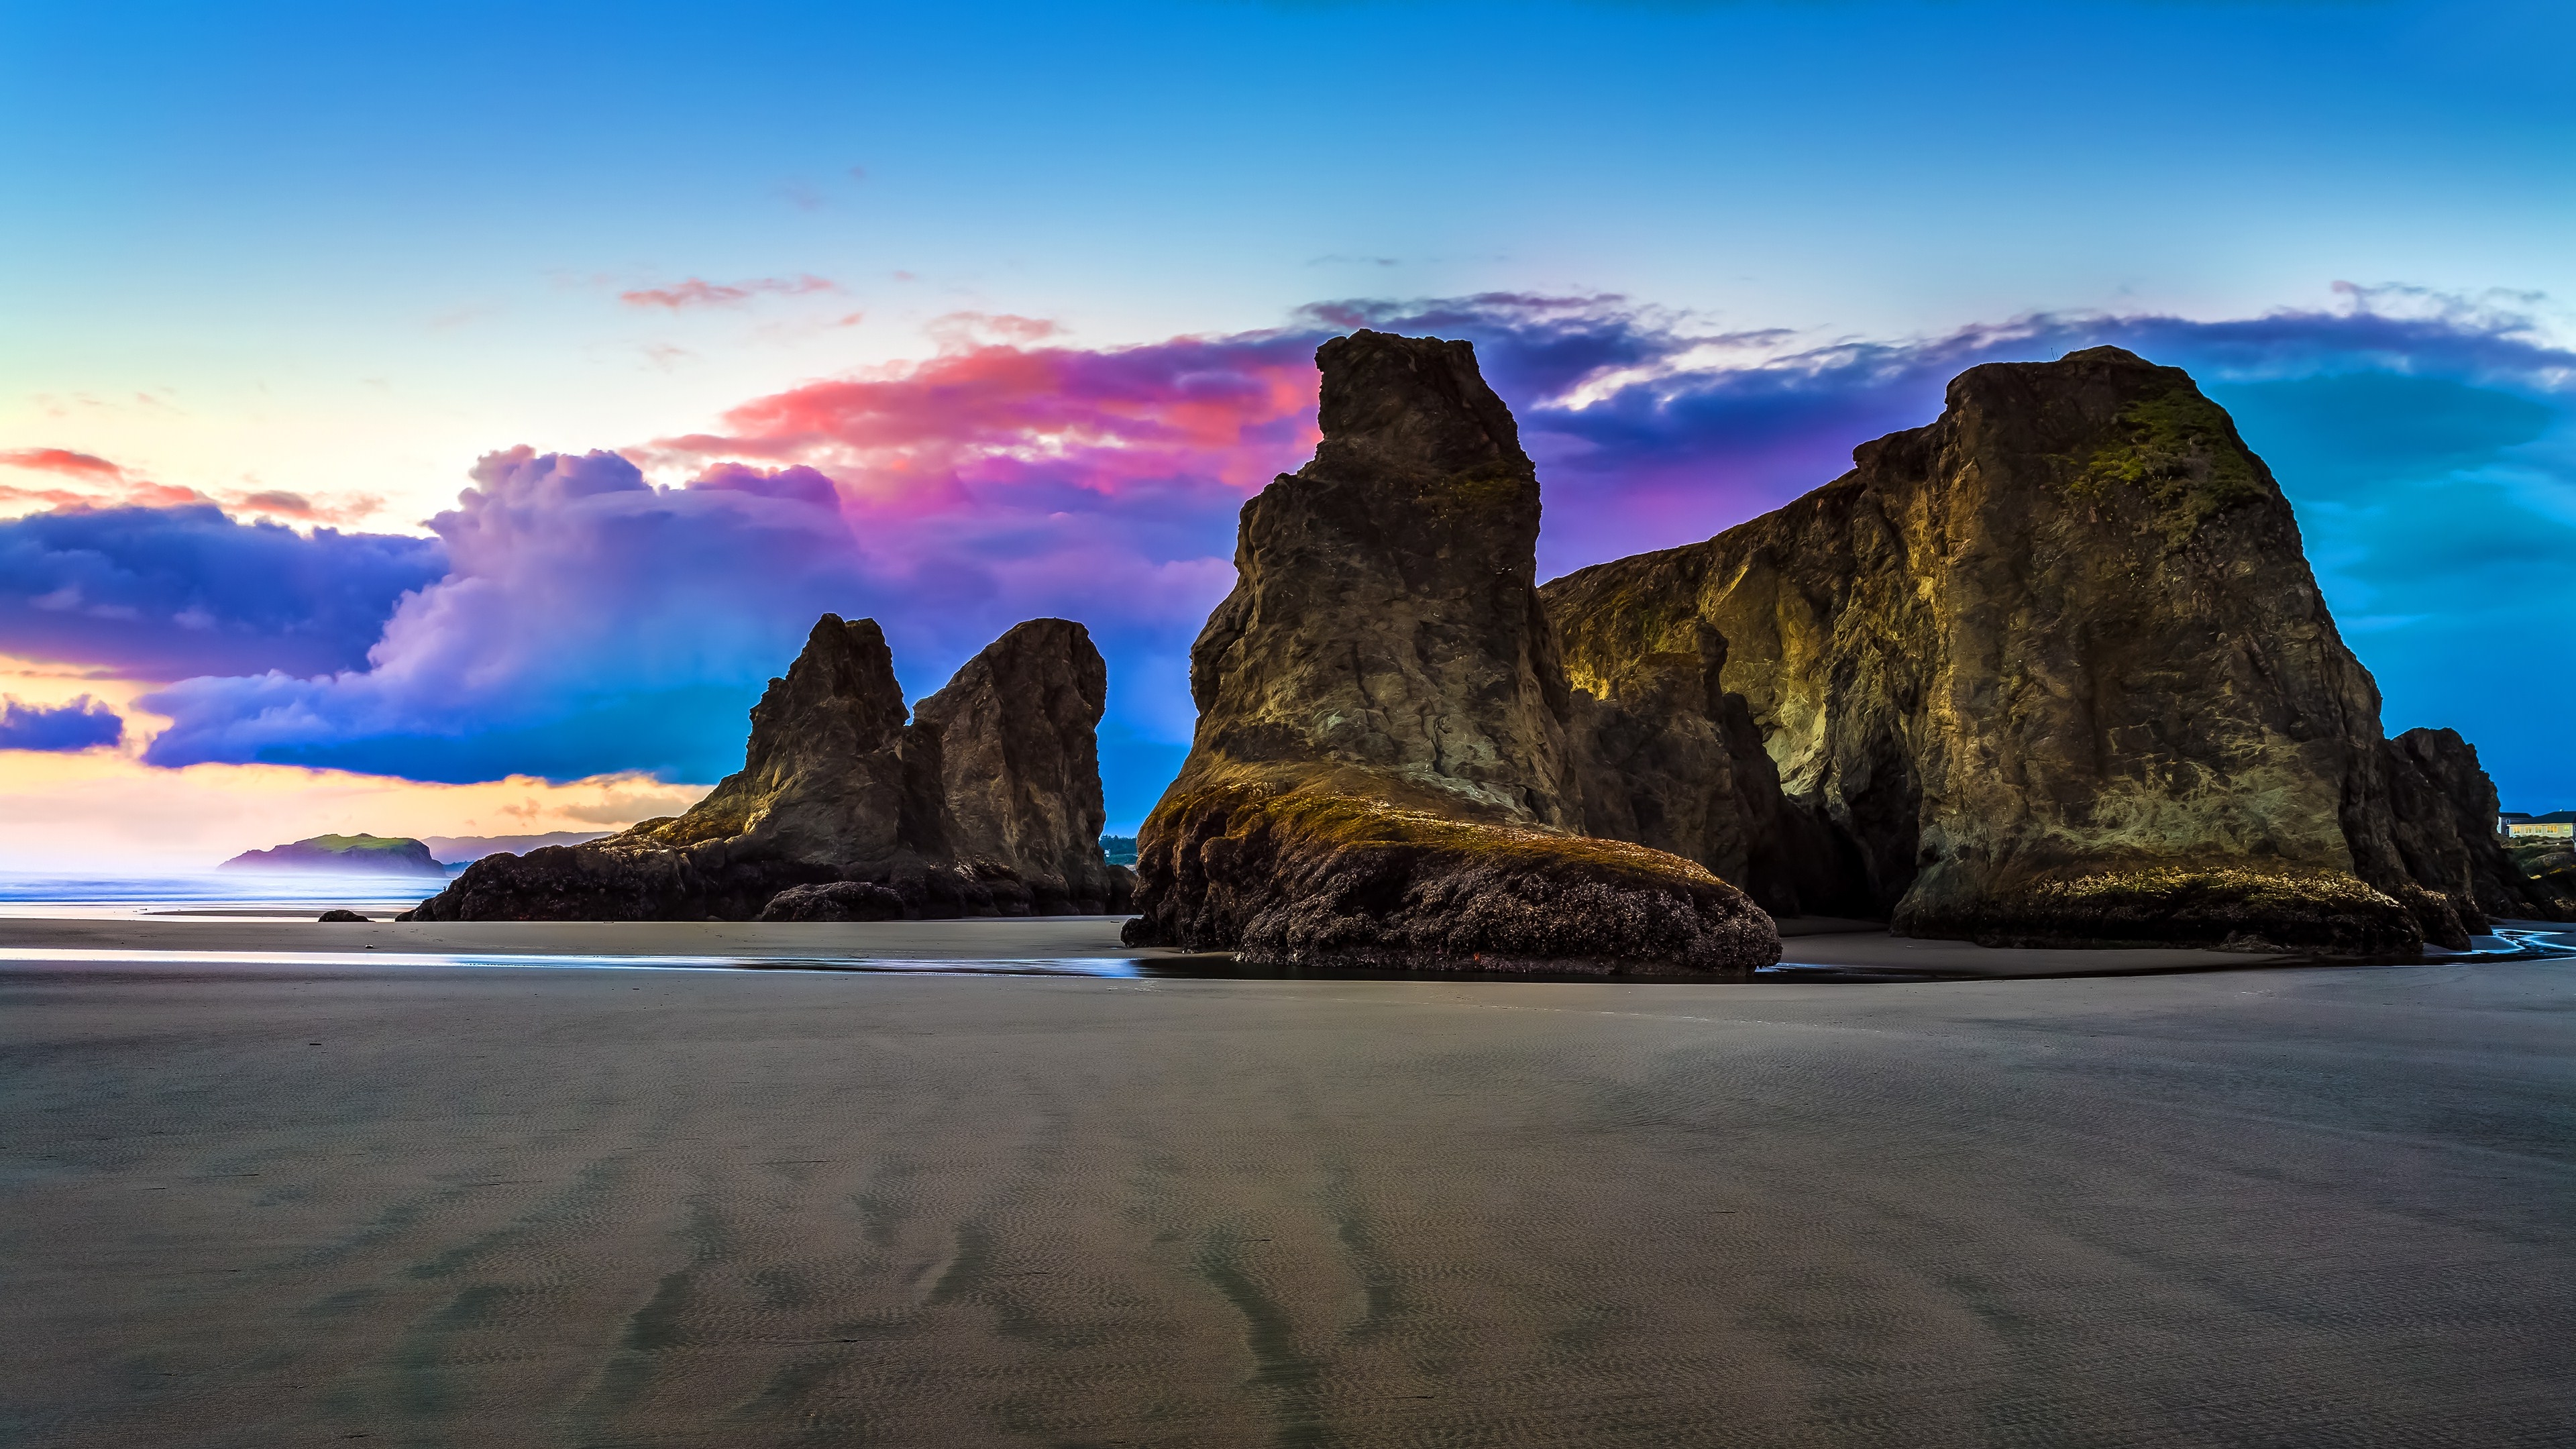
[1130,775,1776,976]
[1908,864,2423,955]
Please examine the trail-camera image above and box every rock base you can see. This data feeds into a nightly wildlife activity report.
[1123,782,1780,978]
[399,843,1130,923]
[1898,865,2428,956]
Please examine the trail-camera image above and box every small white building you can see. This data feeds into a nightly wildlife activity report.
[2500,810,2575,844]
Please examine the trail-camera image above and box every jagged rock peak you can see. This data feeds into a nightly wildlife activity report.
[619,613,909,860]
[1183,329,1570,825]
[404,612,1132,921]
[1309,330,1531,482]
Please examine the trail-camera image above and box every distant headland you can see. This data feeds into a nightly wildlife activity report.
[219,834,447,875]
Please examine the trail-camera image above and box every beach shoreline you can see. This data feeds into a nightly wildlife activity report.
[0,910,2359,979]
[4,951,2569,1446]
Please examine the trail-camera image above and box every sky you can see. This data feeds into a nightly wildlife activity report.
[1,0,2571,868]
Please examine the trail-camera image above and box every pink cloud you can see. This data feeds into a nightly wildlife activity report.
[619,274,839,309]
[225,489,384,525]
[1,447,129,480]
[651,330,1323,517]
[0,447,209,512]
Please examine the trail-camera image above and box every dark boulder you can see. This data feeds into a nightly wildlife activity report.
[758,881,908,922]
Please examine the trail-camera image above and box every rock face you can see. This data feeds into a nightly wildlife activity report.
[407,616,1133,921]
[909,617,1132,916]
[222,833,445,876]
[1122,331,1780,976]
[2381,728,2576,923]
[1544,346,2511,953]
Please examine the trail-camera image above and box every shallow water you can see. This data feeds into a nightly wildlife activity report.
[0,871,439,920]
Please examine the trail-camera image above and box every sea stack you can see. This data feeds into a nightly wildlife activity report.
[1121,331,1780,977]
[406,615,1133,921]
[1545,345,2530,952]
[907,617,1132,915]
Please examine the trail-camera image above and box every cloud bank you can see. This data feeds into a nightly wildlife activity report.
[0,504,447,679]
[5,288,2568,822]
[0,695,123,752]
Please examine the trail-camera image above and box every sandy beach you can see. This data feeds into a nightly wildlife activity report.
[3,931,2570,1446]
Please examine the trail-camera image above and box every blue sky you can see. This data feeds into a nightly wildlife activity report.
[0,0,2569,862]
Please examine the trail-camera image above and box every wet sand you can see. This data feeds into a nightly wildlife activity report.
[3,953,2569,1446]
[0,913,2298,977]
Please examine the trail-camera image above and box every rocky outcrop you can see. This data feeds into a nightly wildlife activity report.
[2381,728,2576,923]
[1122,331,1779,977]
[405,615,1133,921]
[909,617,1131,916]
[2511,843,2576,912]
[1544,346,2491,954]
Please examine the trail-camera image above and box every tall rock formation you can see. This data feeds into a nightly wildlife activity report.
[1544,346,2494,953]
[405,614,1132,921]
[908,617,1130,915]
[1122,331,1780,976]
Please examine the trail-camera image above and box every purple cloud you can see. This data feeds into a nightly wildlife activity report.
[138,449,881,782]
[0,504,447,680]
[0,695,123,752]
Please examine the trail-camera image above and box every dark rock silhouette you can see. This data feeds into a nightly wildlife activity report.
[1544,346,2510,953]
[405,616,1132,921]
[757,881,906,922]
[1122,331,1780,976]
[2380,728,2576,923]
